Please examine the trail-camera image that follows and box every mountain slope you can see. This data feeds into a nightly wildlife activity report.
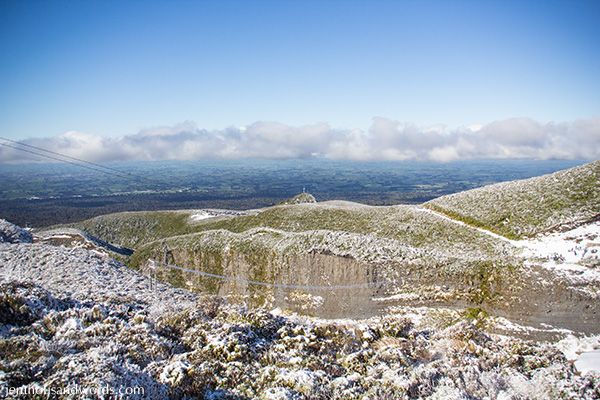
[427,160,600,239]
[35,227,134,257]
[0,219,33,243]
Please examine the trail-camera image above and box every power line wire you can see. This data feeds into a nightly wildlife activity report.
[0,142,136,179]
[0,136,157,184]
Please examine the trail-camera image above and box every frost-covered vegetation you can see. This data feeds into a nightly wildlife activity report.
[63,163,600,330]
[68,210,201,249]
[35,227,133,257]
[1,242,599,399]
[73,201,514,260]
[0,219,32,244]
[427,160,600,239]
[70,198,525,315]
[68,209,251,248]
[0,244,196,308]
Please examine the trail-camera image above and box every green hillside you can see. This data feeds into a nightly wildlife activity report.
[427,160,600,239]
[71,201,515,261]
[71,210,201,248]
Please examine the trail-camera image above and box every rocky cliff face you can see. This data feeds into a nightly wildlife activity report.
[129,225,600,336]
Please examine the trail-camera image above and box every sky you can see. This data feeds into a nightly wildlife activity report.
[0,0,599,161]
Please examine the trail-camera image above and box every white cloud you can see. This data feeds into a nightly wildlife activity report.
[1,117,599,164]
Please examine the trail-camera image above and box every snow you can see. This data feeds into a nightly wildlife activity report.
[516,221,599,264]
[190,211,214,221]
[372,293,420,302]
[261,387,298,400]
[188,208,248,222]
[42,234,73,240]
[555,334,600,374]
[1,241,599,397]
[421,207,600,283]
[0,243,196,309]
[515,221,600,282]
[0,219,33,244]
[493,316,572,335]
[55,318,84,339]
[1,177,599,396]
[159,360,191,385]
[556,334,600,361]
[575,350,600,374]
[35,227,133,256]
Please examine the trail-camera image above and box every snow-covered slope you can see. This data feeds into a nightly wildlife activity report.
[517,221,600,283]
[0,219,33,244]
[1,240,599,399]
[0,243,194,307]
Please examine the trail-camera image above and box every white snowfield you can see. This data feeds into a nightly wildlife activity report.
[508,220,600,295]
[556,334,600,374]
[576,351,600,374]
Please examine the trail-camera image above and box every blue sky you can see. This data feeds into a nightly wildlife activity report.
[1,0,599,139]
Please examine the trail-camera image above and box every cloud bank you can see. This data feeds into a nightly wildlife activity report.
[1,117,599,163]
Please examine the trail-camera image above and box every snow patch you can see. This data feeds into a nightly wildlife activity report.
[556,334,600,361]
[516,221,600,283]
[190,211,214,221]
[575,350,600,374]
[516,221,599,265]
[372,292,420,302]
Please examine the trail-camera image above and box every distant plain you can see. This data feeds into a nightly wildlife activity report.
[0,158,587,227]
